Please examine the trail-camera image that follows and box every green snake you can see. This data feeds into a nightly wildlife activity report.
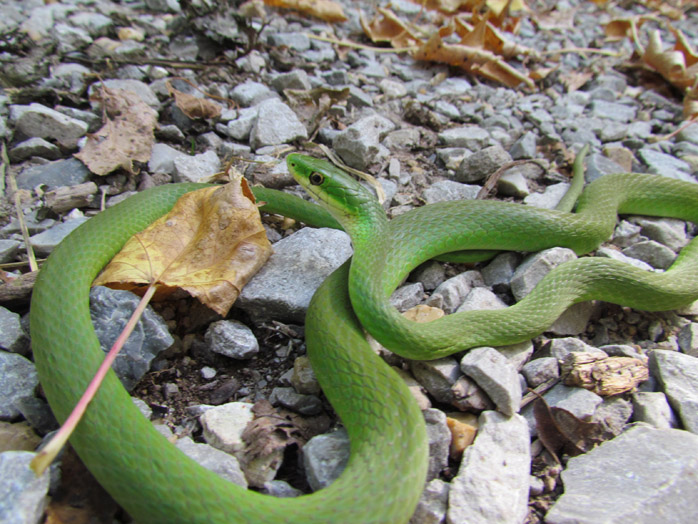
[30,149,698,523]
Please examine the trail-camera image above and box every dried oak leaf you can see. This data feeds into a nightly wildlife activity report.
[263,0,346,22]
[168,82,222,120]
[644,29,697,90]
[75,86,156,176]
[412,27,535,89]
[533,397,612,462]
[360,8,422,49]
[241,400,331,460]
[94,172,271,316]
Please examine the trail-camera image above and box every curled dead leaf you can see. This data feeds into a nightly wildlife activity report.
[360,8,422,49]
[94,171,271,316]
[262,0,346,23]
[75,86,157,176]
[168,82,222,120]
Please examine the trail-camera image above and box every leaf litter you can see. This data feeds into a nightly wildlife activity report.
[94,168,271,316]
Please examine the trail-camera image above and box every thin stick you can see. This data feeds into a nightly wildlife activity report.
[307,33,417,54]
[31,284,158,475]
[3,143,38,272]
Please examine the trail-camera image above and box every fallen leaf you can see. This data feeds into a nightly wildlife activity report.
[75,86,157,176]
[533,397,611,461]
[446,412,478,459]
[412,28,535,89]
[360,8,422,49]
[94,169,271,316]
[168,82,222,120]
[241,399,330,460]
[263,0,347,22]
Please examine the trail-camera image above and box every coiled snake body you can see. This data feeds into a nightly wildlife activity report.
[30,151,698,523]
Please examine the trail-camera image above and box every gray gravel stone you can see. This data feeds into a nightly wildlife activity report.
[631,391,679,429]
[0,240,20,264]
[411,261,446,291]
[522,383,603,436]
[267,32,310,51]
[456,287,507,314]
[95,79,160,109]
[424,408,450,480]
[622,240,676,269]
[302,428,350,491]
[510,247,577,301]
[584,153,627,182]
[0,351,38,420]
[90,286,174,391]
[0,307,29,356]
[422,180,479,204]
[590,100,636,122]
[524,182,570,209]
[497,171,530,198]
[237,228,352,323]
[333,114,396,170]
[173,149,221,183]
[637,147,692,180]
[205,320,259,360]
[200,402,254,454]
[632,217,688,252]
[460,347,522,416]
[521,357,559,387]
[148,143,187,175]
[29,215,89,257]
[410,357,461,404]
[455,144,512,183]
[250,98,308,150]
[230,80,274,107]
[649,350,698,433]
[596,246,655,271]
[538,337,608,361]
[409,478,449,524]
[447,412,530,524]
[271,69,312,92]
[269,386,322,415]
[678,323,698,356]
[426,271,484,314]
[8,137,60,162]
[11,103,88,148]
[439,126,490,150]
[545,425,698,524]
[390,282,424,312]
[509,131,537,159]
[0,451,50,524]
[175,436,248,488]
[481,252,520,289]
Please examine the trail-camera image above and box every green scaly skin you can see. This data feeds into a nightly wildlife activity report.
[31,151,698,523]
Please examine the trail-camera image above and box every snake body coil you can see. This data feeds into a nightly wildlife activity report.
[30,153,698,523]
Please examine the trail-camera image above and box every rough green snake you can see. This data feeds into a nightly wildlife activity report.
[30,149,698,523]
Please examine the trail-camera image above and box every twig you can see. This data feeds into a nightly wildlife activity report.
[539,47,623,57]
[307,33,417,54]
[477,158,548,200]
[3,143,38,272]
[31,284,158,475]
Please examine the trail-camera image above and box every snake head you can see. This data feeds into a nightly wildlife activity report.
[286,153,378,226]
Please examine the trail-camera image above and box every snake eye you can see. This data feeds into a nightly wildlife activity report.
[309,172,324,186]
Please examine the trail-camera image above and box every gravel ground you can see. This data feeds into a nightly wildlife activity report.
[1,0,698,523]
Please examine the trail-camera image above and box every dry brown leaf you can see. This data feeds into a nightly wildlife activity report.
[75,86,156,176]
[262,0,346,22]
[360,8,422,49]
[533,397,612,461]
[94,171,271,316]
[412,29,535,88]
[684,85,698,119]
[168,84,222,120]
[644,29,696,90]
